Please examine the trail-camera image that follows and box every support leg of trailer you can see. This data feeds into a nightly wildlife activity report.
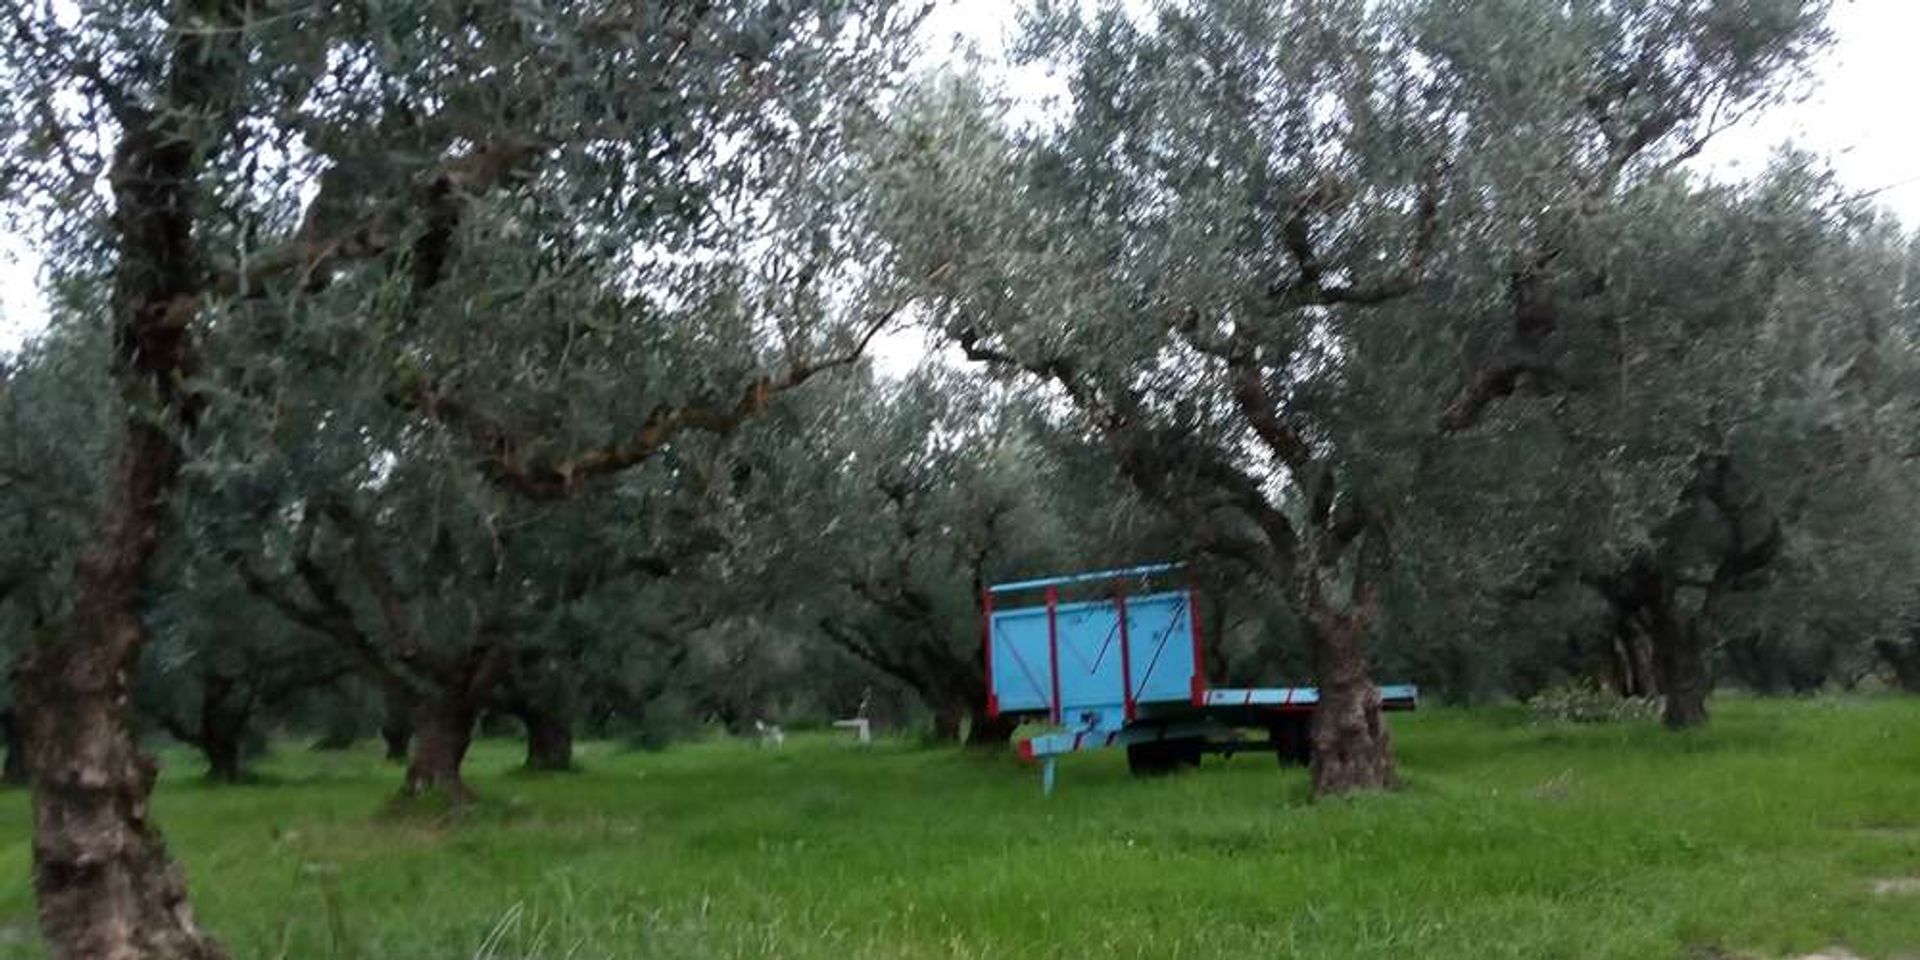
[1043,758,1057,796]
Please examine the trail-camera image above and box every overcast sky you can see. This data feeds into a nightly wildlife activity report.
[4,0,1916,361]
[1691,0,1920,215]
[916,0,1920,216]
[890,0,1920,373]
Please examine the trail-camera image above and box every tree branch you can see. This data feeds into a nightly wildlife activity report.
[1199,329,1315,475]
[312,496,439,672]
[1268,160,1442,310]
[1437,262,1564,433]
[399,298,911,500]
[208,137,547,300]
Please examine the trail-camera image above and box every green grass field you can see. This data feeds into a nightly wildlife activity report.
[0,697,1916,959]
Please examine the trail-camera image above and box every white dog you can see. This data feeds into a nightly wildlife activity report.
[753,719,785,749]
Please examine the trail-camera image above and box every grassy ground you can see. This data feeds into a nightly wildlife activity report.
[0,697,1916,959]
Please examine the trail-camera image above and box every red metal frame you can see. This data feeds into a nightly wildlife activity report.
[1116,591,1136,721]
[984,566,1223,723]
[1188,585,1207,706]
[982,588,998,718]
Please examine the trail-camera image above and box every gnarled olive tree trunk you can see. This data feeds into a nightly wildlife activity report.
[1604,568,1714,730]
[1305,591,1396,796]
[1614,628,1660,700]
[195,674,251,784]
[9,7,242,952]
[966,707,1018,748]
[402,646,505,803]
[148,684,251,785]
[381,678,415,763]
[493,654,579,772]
[1876,638,1920,694]
[519,706,575,772]
[14,414,230,956]
[929,695,1016,748]
[1,709,25,786]
[15,629,224,960]
[1648,589,1713,730]
[405,695,483,802]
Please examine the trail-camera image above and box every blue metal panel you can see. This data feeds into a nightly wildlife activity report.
[987,605,1053,714]
[1052,596,1126,718]
[1123,591,1196,707]
[988,588,1200,718]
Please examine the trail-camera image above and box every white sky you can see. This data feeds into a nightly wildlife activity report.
[4,0,1916,366]
[875,0,1920,375]
[911,0,1920,218]
[1691,0,1920,216]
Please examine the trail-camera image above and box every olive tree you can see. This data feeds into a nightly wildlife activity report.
[0,315,110,785]
[1390,157,1920,716]
[752,367,1157,742]
[875,0,1828,793]
[0,1,926,955]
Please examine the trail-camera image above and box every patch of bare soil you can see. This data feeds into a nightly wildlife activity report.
[1692,943,1865,960]
[1692,943,1881,960]
[1855,824,1918,840]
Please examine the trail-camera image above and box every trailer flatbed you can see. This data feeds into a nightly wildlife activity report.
[984,563,1417,791]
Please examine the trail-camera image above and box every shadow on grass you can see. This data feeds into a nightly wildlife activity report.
[1403,707,1793,777]
[504,764,585,780]
[375,789,535,830]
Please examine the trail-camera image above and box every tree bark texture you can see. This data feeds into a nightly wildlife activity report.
[494,654,579,772]
[966,707,1017,748]
[381,679,414,763]
[1599,571,1713,728]
[929,705,964,743]
[381,721,412,763]
[200,735,244,787]
[402,646,504,802]
[1602,622,1660,700]
[1876,639,1920,694]
[196,675,249,784]
[404,696,481,802]
[1648,456,1778,729]
[518,704,575,772]
[10,5,243,954]
[14,649,226,960]
[929,699,1014,746]
[1625,631,1659,699]
[1306,600,1397,797]
[1650,590,1712,729]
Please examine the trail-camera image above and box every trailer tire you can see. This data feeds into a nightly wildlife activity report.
[1268,713,1313,767]
[1127,737,1203,776]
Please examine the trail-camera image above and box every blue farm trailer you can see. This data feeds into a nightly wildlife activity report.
[984,563,1417,791]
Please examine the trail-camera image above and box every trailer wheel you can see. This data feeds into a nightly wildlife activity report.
[1268,713,1313,767]
[1127,737,1203,776]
